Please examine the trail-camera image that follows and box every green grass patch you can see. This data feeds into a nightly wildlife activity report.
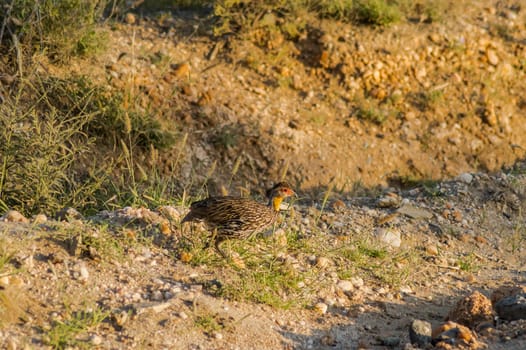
[457,252,479,272]
[45,307,109,349]
[353,0,402,25]
[214,258,309,309]
[0,75,179,216]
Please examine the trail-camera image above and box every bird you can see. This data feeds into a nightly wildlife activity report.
[181,182,295,257]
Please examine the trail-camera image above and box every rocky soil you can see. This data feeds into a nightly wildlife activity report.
[1,0,526,349]
[1,168,525,349]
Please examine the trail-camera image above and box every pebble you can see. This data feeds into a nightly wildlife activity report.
[32,214,48,224]
[79,263,89,281]
[494,293,526,321]
[55,207,83,221]
[331,199,346,211]
[0,275,9,287]
[425,245,439,256]
[151,290,164,301]
[350,277,364,288]
[314,302,328,314]
[380,336,400,347]
[125,13,136,25]
[377,193,402,208]
[375,227,401,248]
[432,321,477,346]
[399,285,413,294]
[315,256,331,269]
[337,280,354,292]
[134,301,172,314]
[486,49,499,66]
[457,173,473,184]
[90,334,103,345]
[178,311,188,320]
[3,210,29,223]
[491,285,526,304]
[396,204,433,220]
[409,319,432,346]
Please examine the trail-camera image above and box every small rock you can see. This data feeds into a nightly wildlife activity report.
[397,204,433,220]
[314,302,328,315]
[457,173,473,184]
[79,263,89,281]
[55,207,83,221]
[316,256,331,269]
[212,331,223,340]
[32,214,47,224]
[350,277,364,288]
[425,245,439,256]
[375,227,401,248]
[399,285,413,294]
[90,334,103,345]
[380,336,400,347]
[134,301,172,314]
[172,62,191,79]
[157,206,181,221]
[486,49,499,66]
[151,290,164,301]
[494,293,526,321]
[409,319,432,347]
[447,291,493,327]
[0,276,9,287]
[3,210,29,223]
[491,285,526,305]
[125,13,136,25]
[377,193,402,208]
[331,199,346,212]
[432,321,480,348]
[337,280,354,293]
[178,311,188,320]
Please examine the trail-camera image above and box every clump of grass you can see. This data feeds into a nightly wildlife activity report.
[0,74,178,216]
[0,79,96,215]
[216,261,307,309]
[353,0,402,26]
[212,0,401,40]
[45,307,109,349]
[194,314,223,334]
[457,252,479,272]
[352,98,394,124]
[0,0,109,62]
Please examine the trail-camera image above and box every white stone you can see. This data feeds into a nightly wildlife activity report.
[314,302,328,314]
[350,277,364,288]
[457,173,473,184]
[337,280,354,292]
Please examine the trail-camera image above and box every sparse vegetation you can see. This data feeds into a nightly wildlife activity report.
[45,307,109,349]
[0,0,109,62]
[353,0,402,25]
[0,1,525,347]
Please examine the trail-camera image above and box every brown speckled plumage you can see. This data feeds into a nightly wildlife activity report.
[181,182,295,257]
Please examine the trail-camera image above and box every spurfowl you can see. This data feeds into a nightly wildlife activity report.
[181,182,295,257]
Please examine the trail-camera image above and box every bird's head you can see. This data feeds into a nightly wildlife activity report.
[266,182,295,211]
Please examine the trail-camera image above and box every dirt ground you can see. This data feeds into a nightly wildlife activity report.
[1,0,526,349]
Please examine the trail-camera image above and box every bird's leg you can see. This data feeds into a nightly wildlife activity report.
[204,229,227,258]
[204,228,217,249]
[214,239,229,259]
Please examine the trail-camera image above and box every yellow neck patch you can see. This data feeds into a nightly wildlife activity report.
[272,196,283,211]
